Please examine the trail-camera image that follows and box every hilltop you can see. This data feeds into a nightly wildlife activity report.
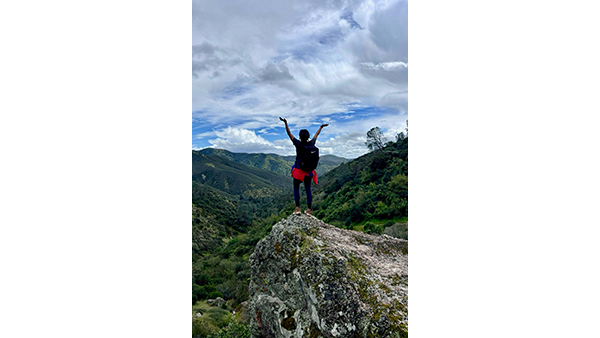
[198,148,347,177]
[193,151,290,196]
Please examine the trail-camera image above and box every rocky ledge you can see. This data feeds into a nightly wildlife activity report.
[248,214,408,338]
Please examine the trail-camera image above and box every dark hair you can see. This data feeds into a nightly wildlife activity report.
[299,129,310,142]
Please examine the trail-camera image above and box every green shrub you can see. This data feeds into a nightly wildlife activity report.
[373,224,384,235]
[193,284,217,302]
[364,222,375,233]
[196,274,211,286]
[193,284,207,301]
[209,291,223,299]
[205,308,231,328]
[208,320,251,338]
[193,317,218,338]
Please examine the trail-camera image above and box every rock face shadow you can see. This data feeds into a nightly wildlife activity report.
[249,214,408,338]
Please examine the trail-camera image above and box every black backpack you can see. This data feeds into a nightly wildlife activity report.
[299,143,319,172]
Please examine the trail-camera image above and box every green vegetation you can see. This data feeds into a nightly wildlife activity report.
[382,221,408,240]
[192,130,407,337]
[192,151,297,337]
[192,301,239,338]
[199,148,347,177]
[365,126,386,151]
[192,151,290,196]
[312,135,408,231]
[207,320,251,338]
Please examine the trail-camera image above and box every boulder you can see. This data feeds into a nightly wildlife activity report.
[249,214,408,338]
[211,297,226,308]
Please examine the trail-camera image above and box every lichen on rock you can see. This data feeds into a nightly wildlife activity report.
[248,214,408,338]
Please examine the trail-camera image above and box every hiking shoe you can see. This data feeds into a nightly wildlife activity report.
[293,207,302,214]
[304,209,312,215]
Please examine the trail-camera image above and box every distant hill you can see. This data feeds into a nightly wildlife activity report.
[192,151,296,310]
[192,150,294,233]
[198,148,347,177]
[192,151,290,197]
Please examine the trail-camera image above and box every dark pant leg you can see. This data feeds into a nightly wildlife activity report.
[304,176,312,209]
[293,178,302,207]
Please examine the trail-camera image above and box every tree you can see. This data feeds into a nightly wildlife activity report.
[396,120,408,141]
[365,127,386,151]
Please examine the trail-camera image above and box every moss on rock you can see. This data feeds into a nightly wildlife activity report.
[248,213,408,338]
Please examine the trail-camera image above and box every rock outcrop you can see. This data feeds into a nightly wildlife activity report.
[207,297,226,308]
[248,214,408,338]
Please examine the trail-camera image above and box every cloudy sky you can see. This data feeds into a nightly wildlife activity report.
[192,0,407,159]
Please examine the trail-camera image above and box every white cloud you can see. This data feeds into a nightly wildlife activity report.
[194,131,216,139]
[193,0,408,156]
[379,90,408,112]
[204,122,404,159]
[192,42,246,78]
[317,131,369,159]
[257,62,295,82]
[207,127,286,154]
[193,0,407,110]
[360,61,408,71]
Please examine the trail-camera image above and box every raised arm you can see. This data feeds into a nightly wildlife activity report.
[312,123,329,140]
[280,117,295,141]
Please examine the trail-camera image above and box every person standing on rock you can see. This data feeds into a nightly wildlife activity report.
[280,117,328,215]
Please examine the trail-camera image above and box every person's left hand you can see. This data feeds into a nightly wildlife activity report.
[321,123,329,127]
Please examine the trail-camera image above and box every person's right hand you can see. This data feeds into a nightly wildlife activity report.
[321,123,329,127]
[279,117,287,123]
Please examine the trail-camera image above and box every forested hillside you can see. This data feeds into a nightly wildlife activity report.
[280,154,347,177]
[198,148,346,177]
[192,151,290,196]
[192,134,407,337]
[312,136,408,235]
[192,154,296,336]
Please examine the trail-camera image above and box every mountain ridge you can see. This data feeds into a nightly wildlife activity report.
[198,148,347,177]
[193,151,291,196]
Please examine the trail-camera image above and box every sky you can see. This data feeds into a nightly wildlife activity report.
[192,0,407,159]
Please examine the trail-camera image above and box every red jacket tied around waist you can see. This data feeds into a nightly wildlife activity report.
[291,164,318,185]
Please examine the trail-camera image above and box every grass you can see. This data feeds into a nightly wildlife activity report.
[193,300,212,312]
[192,300,233,330]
